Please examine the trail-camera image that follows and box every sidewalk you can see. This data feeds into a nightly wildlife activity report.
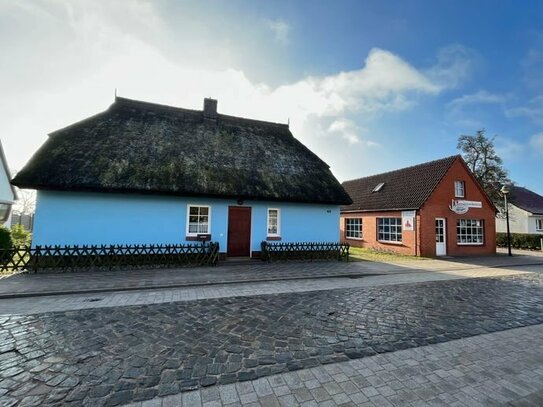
[0,252,542,299]
[123,323,543,407]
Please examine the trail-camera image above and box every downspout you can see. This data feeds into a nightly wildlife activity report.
[415,211,419,257]
[415,210,419,256]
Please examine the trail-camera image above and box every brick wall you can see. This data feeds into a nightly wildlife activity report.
[419,159,496,257]
[340,159,497,257]
[340,210,418,256]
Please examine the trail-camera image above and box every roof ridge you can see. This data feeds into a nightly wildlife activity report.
[512,185,543,198]
[114,96,290,129]
[343,155,460,183]
[12,96,351,205]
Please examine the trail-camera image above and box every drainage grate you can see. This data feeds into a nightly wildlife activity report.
[83,297,104,302]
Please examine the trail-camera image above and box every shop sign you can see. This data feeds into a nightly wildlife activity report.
[449,200,482,214]
[401,210,415,231]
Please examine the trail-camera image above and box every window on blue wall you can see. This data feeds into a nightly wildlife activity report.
[267,208,280,236]
[187,205,210,235]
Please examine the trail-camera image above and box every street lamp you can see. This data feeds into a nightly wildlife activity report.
[500,185,512,256]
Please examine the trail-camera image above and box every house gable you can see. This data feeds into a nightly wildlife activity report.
[420,156,497,213]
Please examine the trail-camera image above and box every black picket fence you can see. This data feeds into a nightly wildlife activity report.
[261,241,349,262]
[0,243,220,272]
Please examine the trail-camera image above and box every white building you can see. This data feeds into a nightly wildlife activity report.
[0,140,16,226]
[496,186,543,235]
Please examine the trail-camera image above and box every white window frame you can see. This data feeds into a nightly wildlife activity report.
[455,180,465,198]
[536,218,543,232]
[345,218,363,240]
[267,208,280,237]
[377,217,402,243]
[456,219,484,245]
[186,204,211,236]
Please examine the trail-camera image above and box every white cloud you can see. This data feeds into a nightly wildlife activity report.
[506,95,543,125]
[327,119,358,145]
[0,1,474,179]
[449,90,506,106]
[530,133,543,155]
[425,44,479,89]
[495,137,526,160]
[446,90,507,127]
[266,19,290,44]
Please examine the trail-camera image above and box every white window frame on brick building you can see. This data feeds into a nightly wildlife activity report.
[455,180,465,198]
[457,219,484,245]
[377,217,402,243]
[345,218,363,239]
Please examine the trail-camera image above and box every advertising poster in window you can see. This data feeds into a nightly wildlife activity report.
[402,211,415,231]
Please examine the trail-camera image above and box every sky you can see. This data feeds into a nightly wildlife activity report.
[1,0,543,193]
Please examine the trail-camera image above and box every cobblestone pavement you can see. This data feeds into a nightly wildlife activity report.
[0,264,533,316]
[133,323,543,407]
[1,274,543,406]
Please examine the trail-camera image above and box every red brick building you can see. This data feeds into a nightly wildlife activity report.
[340,155,497,257]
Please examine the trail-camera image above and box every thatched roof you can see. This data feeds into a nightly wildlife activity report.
[342,155,459,212]
[12,97,351,205]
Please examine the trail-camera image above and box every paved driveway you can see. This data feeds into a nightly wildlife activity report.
[1,273,543,406]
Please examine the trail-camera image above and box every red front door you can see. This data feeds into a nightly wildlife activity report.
[227,207,252,257]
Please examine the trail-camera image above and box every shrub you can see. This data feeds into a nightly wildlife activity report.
[10,224,31,246]
[496,233,542,250]
[0,226,13,250]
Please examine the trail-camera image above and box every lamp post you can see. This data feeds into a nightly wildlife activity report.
[500,185,512,256]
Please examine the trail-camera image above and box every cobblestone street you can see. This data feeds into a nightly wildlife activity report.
[1,273,543,406]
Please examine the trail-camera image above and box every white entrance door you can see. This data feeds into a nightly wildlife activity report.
[435,218,447,256]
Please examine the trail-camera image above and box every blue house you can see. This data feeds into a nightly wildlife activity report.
[12,97,351,258]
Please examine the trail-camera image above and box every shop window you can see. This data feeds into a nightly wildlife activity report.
[378,218,402,242]
[345,218,363,239]
[457,219,484,245]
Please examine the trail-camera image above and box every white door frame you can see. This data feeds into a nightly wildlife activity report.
[435,218,447,256]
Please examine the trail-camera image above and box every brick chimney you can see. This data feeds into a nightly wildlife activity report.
[203,98,218,119]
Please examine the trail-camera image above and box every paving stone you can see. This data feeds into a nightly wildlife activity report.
[292,387,313,403]
[2,273,543,406]
[219,384,239,404]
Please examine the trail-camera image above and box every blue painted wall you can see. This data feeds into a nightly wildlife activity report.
[33,191,340,252]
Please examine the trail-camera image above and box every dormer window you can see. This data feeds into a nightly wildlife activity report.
[372,182,385,192]
[455,181,465,198]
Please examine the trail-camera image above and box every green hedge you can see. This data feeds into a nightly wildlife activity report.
[496,233,543,250]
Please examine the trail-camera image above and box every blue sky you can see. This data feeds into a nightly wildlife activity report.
[1,1,543,192]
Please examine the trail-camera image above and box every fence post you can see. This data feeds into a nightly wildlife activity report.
[33,246,40,273]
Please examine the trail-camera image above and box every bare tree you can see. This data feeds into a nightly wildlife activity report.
[457,129,511,214]
[13,188,36,215]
